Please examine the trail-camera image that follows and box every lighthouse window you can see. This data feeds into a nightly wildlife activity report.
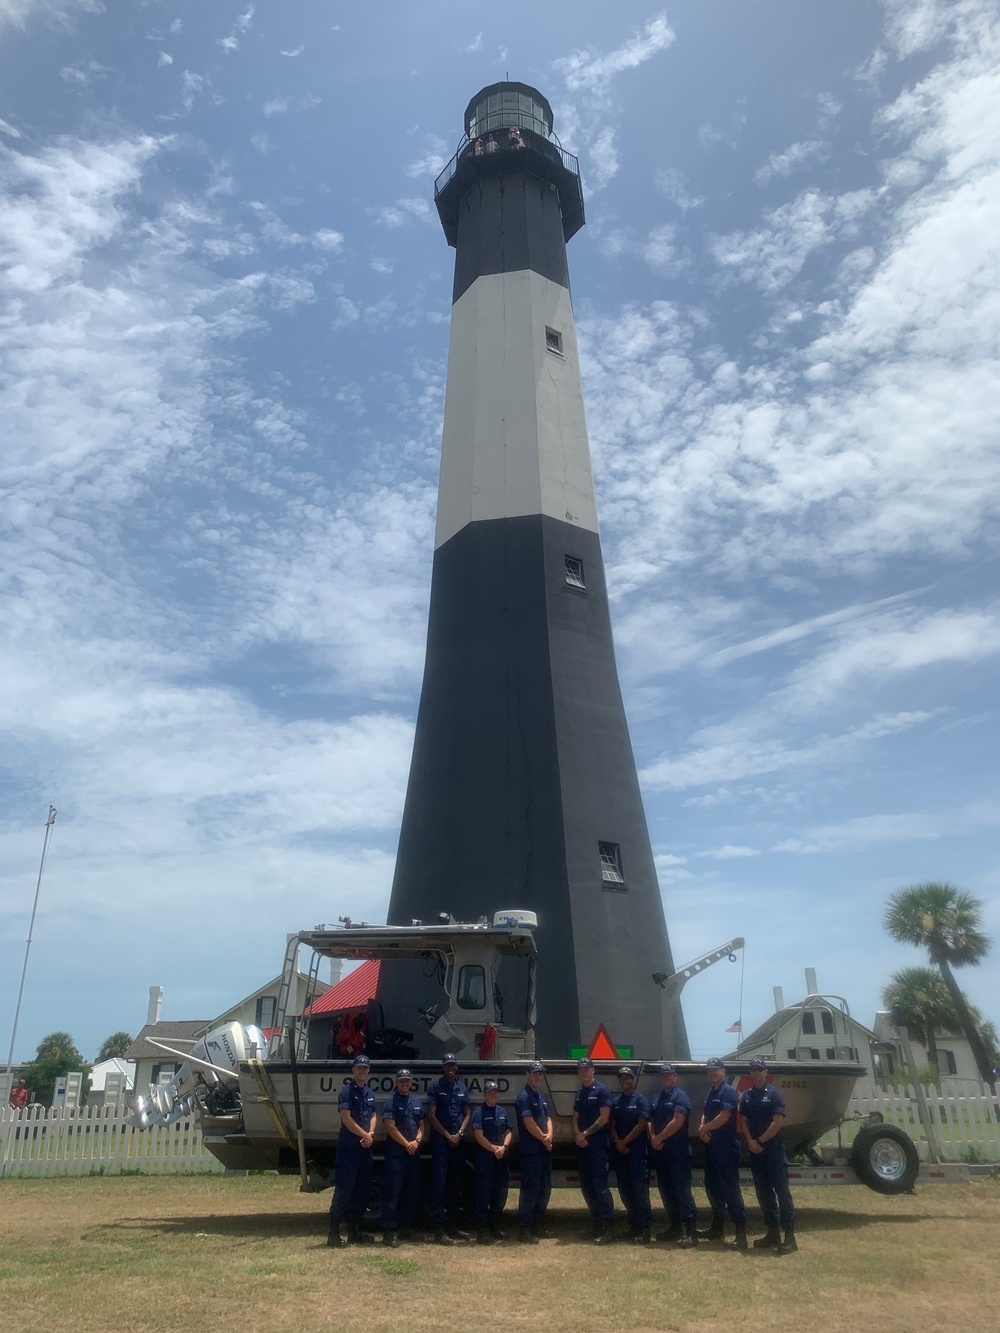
[545,327,563,355]
[599,841,626,889]
[456,964,487,1010]
[565,556,586,589]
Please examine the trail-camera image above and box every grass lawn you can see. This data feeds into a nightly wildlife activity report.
[1,1174,997,1332]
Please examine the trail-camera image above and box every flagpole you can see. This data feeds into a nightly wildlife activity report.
[3,806,57,1104]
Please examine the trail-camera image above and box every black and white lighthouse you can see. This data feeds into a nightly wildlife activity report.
[382,84,689,1060]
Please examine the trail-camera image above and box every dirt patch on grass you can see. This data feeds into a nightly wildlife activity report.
[2,1176,998,1331]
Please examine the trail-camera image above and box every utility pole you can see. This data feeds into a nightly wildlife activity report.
[3,806,57,1105]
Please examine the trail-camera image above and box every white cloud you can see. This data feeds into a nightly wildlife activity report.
[554,12,675,94]
[312,228,344,252]
[0,0,100,32]
[157,50,173,67]
[0,117,21,138]
[754,139,824,186]
[375,197,429,228]
[655,168,704,212]
[280,45,304,57]
[464,32,483,54]
[405,137,449,180]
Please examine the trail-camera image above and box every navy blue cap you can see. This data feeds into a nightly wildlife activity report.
[527,1061,545,1073]
[441,1053,459,1066]
[659,1062,678,1075]
[352,1055,370,1068]
[705,1057,725,1070]
[395,1068,412,1079]
[577,1057,594,1069]
[749,1056,768,1071]
[618,1066,636,1079]
[484,1080,499,1091]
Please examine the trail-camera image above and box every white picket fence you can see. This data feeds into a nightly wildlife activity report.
[3,1083,998,1179]
[0,1104,226,1179]
[816,1081,1000,1162]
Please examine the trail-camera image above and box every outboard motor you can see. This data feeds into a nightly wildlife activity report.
[128,1022,267,1129]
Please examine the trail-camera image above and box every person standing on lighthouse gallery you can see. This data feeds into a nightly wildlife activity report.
[573,1057,615,1244]
[427,1054,471,1244]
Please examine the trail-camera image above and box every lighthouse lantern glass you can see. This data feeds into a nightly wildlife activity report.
[468,91,550,141]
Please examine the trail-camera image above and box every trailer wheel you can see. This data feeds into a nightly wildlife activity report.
[850,1125,919,1194]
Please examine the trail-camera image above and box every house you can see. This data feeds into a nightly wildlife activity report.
[727,968,892,1081]
[88,1057,135,1106]
[127,966,331,1100]
[872,1010,985,1088]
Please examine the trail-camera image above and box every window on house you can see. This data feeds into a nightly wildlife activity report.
[801,1011,816,1035]
[787,1049,797,1060]
[545,327,563,355]
[565,556,586,589]
[938,1049,957,1075]
[826,1048,836,1060]
[456,965,487,1010]
[256,995,277,1029]
[821,1009,835,1034]
[599,841,626,890]
[809,1048,820,1060]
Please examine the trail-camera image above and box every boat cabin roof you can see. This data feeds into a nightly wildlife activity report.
[296,923,537,962]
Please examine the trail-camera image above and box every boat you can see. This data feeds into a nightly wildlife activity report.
[131,913,868,1180]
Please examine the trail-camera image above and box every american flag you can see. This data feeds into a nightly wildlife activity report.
[725,1019,742,1033]
[46,807,57,826]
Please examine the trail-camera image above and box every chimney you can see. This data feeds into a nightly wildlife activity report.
[147,985,163,1026]
[773,986,784,1013]
[805,967,818,996]
[329,957,343,987]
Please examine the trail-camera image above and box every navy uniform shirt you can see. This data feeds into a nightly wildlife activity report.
[337,1080,376,1150]
[471,1103,511,1150]
[574,1079,613,1140]
[738,1082,787,1145]
[427,1075,470,1134]
[651,1086,693,1156]
[702,1080,739,1148]
[382,1090,424,1157]
[612,1091,651,1144]
[514,1085,550,1155]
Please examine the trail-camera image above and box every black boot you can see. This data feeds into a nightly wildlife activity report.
[753,1226,781,1250]
[518,1224,539,1244]
[698,1216,725,1241]
[632,1228,651,1245]
[776,1229,798,1255]
[435,1229,455,1246]
[731,1223,748,1251]
[594,1219,615,1246]
[476,1226,496,1246]
[348,1221,376,1246]
[452,1227,473,1242]
[490,1222,507,1241]
[655,1222,682,1242]
[533,1223,555,1240]
[326,1221,347,1249]
[383,1230,400,1249]
[676,1220,699,1248]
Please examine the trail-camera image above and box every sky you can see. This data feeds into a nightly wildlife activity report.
[1,0,998,1065]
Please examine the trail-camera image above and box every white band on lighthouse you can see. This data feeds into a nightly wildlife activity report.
[434,268,599,551]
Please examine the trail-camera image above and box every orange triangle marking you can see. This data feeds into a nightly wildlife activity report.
[587,1024,619,1061]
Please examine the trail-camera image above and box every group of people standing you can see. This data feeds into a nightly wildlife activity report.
[469,125,527,157]
[327,1052,797,1255]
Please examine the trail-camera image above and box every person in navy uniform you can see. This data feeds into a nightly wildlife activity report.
[648,1062,698,1247]
[573,1057,615,1244]
[327,1054,377,1248]
[379,1068,425,1248]
[514,1061,553,1243]
[427,1053,472,1244]
[697,1057,749,1249]
[739,1055,797,1254]
[471,1079,512,1244]
[610,1066,652,1244]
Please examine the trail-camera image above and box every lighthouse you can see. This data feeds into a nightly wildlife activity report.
[381,83,689,1060]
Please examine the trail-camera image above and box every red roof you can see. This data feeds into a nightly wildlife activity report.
[306,959,381,1016]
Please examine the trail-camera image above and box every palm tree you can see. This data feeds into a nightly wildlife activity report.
[882,967,954,1069]
[884,882,996,1089]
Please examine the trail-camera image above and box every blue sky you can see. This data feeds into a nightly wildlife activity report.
[1,0,998,1064]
